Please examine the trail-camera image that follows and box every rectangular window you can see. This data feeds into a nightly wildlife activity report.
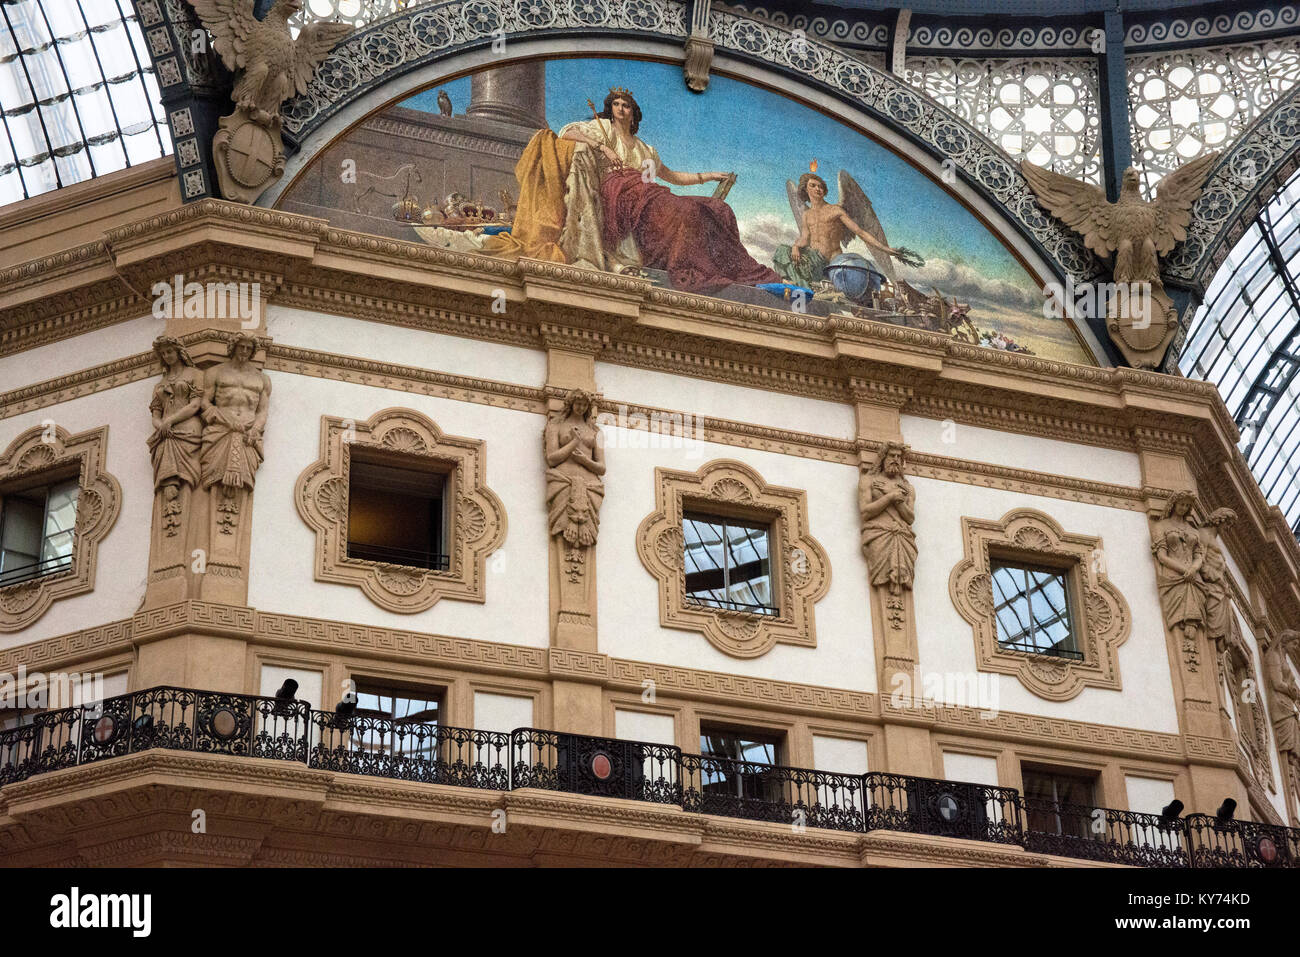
[990,559,1080,659]
[1022,766,1100,838]
[352,681,444,762]
[682,512,775,615]
[347,457,449,571]
[0,476,79,587]
[699,726,784,804]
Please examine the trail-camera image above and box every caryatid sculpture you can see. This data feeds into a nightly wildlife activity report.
[544,389,606,549]
[187,0,351,203]
[1262,629,1300,811]
[1021,154,1219,369]
[201,334,272,511]
[147,336,204,534]
[1150,489,1208,670]
[544,389,605,647]
[1197,506,1238,655]
[859,442,916,633]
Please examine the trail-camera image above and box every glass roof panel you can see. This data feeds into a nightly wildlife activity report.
[0,0,170,206]
[1181,165,1300,539]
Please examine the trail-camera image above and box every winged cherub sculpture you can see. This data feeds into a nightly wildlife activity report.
[1021,155,1219,368]
[773,168,923,290]
[188,0,351,202]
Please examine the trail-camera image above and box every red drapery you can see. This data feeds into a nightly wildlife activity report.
[600,168,780,294]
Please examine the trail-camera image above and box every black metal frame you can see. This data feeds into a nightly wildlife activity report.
[2,684,1297,868]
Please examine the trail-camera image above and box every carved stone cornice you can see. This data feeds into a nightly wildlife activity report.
[0,618,132,672]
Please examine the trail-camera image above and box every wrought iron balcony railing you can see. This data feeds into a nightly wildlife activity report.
[2,684,1298,868]
[1021,798,1191,867]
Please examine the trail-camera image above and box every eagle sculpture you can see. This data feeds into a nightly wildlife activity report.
[187,0,352,125]
[1021,155,1220,367]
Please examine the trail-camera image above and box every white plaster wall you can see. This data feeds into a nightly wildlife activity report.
[900,414,1142,487]
[247,374,549,647]
[595,361,856,440]
[1125,775,1176,815]
[266,305,547,388]
[912,478,1180,733]
[615,709,675,746]
[0,382,154,649]
[258,664,324,713]
[812,735,868,775]
[596,434,875,692]
[943,751,999,786]
[473,691,533,733]
[0,313,159,392]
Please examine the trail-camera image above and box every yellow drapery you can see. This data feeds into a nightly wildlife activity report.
[479,128,575,262]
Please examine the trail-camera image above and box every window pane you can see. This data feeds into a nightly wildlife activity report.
[0,491,44,582]
[40,478,78,564]
[683,513,775,614]
[347,461,446,569]
[992,561,1079,658]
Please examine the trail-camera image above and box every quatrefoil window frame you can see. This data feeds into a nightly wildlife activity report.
[636,459,830,659]
[0,425,121,632]
[294,408,506,613]
[949,508,1130,701]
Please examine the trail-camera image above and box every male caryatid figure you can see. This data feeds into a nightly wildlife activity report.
[858,441,917,599]
[201,333,272,498]
[1263,629,1300,814]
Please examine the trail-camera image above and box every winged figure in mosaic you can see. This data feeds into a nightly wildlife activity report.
[1021,154,1219,368]
[187,0,352,202]
[773,168,923,288]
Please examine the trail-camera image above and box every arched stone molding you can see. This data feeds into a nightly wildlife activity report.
[1165,80,1300,288]
[265,0,1104,291]
[948,508,1131,702]
[0,425,122,632]
[635,458,829,659]
[294,407,507,613]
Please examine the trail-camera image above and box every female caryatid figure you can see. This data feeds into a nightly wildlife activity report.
[1152,490,1208,651]
[147,336,204,505]
[544,390,605,548]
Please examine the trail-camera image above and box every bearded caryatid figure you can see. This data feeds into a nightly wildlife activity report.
[544,389,606,548]
[201,334,271,499]
[859,443,916,636]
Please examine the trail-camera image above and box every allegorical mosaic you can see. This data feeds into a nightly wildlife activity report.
[277,56,1093,363]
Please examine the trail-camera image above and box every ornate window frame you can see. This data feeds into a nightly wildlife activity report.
[294,408,506,613]
[0,425,121,632]
[635,459,829,659]
[948,508,1130,701]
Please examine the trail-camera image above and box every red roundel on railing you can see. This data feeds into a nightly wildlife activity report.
[1256,836,1277,863]
[92,715,116,745]
[590,752,612,780]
